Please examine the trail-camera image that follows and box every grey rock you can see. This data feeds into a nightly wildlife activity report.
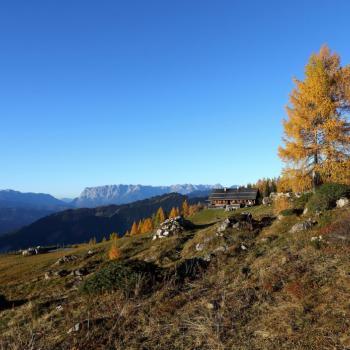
[262,197,272,205]
[67,322,81,334]
[336,197,349,208]
[289,219,316,234]
[196,243,204,252]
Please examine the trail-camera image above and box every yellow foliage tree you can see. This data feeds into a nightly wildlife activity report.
[155,207,166,225]
[109,232,118,241]
[182,200,189,217]
[108,241,121,260]
[141,218,153,233]
[137,220,143,233]
[130,221,139,236]
[169,207,179,218]
[278,45,350,191]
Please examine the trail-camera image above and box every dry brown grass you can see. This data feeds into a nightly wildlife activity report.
[273,196,291,214]
[1,206,350,349]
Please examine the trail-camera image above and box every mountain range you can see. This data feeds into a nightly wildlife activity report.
[0,184,225,238]
[0,193,199,252]
[71,184,221,208]
[0,190,71,236]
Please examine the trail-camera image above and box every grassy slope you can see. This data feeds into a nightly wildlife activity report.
[1,205,350,349]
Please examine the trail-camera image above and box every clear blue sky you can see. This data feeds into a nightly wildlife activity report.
[1,0,350,198]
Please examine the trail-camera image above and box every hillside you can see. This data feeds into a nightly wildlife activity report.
[0,190,72,236]
[1,197,350,349]
[0,193,192,252]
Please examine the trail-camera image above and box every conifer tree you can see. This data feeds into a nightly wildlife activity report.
[279,45,350,190]
[182,200,189,217]
[137,220,143,234]
[155,207,166,225]
[108,241,121,260]
[130,221,138,236]
[109,232,118,241]
[169,207,177,218]
[141,218,153,233]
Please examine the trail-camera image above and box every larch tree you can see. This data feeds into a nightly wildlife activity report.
[169,207,177,218]
[279,45,350,190]
[155,207,166,226]
[130,221,139,236]
[182,200,189,217]
[141,218,153,233]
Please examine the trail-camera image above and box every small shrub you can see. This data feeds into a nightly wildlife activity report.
[80,260,163,296]
[173,258,210,282]
[293,192,313,211]
[279,208,297,217]
[307,183,350,212]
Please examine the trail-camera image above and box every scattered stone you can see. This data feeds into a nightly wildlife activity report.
[53,255,78,266]
[54,269,69,277]
[202,254,212,262]
[337,197,349,208]
[195,243,204,252]
[262,197,272,205]
[70,268,88,277]
[205,302,214,310]
[289,219,316,234]
[44,271,53,280]
[67,322,81,334]
[213,245,227,254]
[311,235,323,242]
[152,216,192,240]
[56,305,63,311]
[240,244,248,251]
[303,207,308,216]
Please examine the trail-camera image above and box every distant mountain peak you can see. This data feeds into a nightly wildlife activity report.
[73,184,225,208]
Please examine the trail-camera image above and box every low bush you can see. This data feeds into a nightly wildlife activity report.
[307,183,350,212]
[279,208,298,217]
[293,192,313,211]
[173,258,210,282]
[80,260,163,296]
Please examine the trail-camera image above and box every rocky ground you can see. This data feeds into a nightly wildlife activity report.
[1,203,350,349]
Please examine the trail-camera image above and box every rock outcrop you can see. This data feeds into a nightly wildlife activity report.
[152,216,193,240]
[289,219,317,233]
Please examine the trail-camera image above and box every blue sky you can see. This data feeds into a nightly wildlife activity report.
[1,0,350,198]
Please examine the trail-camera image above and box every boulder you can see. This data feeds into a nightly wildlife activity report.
[262,197,272,205]
[336,197,349,208]
[289,219,316,234]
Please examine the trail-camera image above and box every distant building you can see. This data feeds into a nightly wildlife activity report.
[208,187,258,208]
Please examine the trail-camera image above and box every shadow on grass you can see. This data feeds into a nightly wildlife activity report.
[0,294,27,311]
